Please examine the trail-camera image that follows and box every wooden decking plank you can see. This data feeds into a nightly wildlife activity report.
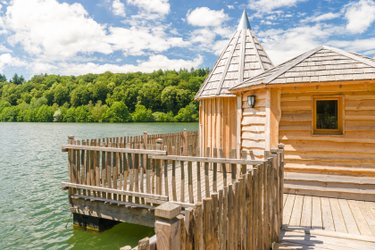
[281,229,375,250]
[283,194,296,226]
[359,201,375,236]
[300,195,312,228]
[329,198,347,233]
[321,197,335,231]
[311,196,323,230]
[283,194,288,207]
[289,195,304,227]
[348,200,373,236]
[338,198,360,235]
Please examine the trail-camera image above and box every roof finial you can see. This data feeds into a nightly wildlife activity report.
[237,9,251,31]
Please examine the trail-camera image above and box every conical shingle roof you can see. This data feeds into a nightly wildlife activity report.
[231,45,375,91]
[195,10,273,99]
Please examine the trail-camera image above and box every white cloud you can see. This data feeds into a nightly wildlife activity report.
[127,0,170,19]
[259,24,335,65]
[52,55,203,75]
[3,0,112,59]
[345,0,375,33]
[328,38,375,54]
[250,0,305,14]
[0,44,10,53]
[186,7,229,27]
[303,12,340,23]
[107,26,190,56]
[0,53,26,70]
[112,0,125,17]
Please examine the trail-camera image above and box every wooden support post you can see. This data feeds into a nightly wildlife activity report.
[183,129,188,156]
[155,202,181,250]
[156,138,163,150]
[143,131,148,149]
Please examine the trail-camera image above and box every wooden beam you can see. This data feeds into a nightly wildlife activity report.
[70,198,155,227]
[62,182,169,201]
[148,155,263,165]
[62,144,167,155]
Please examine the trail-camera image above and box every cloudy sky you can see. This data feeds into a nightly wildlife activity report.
[0,0,374,79]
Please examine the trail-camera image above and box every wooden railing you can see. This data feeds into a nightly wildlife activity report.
[67,130,199,156]
[62,139,267,208]
[62,134,284,250]
[127,145,285,250]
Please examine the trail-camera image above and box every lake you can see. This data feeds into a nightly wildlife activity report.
[0,122,198,250]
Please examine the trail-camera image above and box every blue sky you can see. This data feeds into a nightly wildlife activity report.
[0,0,374,79]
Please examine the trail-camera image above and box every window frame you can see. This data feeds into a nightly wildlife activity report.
[312,96,343,135]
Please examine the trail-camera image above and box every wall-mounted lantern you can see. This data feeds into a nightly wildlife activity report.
[247,95,256,108]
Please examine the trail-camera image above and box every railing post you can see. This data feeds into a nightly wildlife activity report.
[143,131,148,149]
[156,138,163,150]
[155,202,182,250]
[183,129,188,156]
[68,135,75,144]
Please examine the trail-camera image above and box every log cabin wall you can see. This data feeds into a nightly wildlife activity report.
[240,88,268,159]
[279,81,375,169]
[199,97,237,157]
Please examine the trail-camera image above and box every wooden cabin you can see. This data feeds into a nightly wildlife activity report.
[230,45,375,166]
[195,10,273,157]
[229,45,375,200]
[197,12,375,200]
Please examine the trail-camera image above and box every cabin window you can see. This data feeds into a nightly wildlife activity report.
[313,97,343,135]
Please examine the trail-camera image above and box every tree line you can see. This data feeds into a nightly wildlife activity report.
[0,69,208,122]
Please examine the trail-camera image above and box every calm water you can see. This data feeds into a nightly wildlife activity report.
[0,122,198,250]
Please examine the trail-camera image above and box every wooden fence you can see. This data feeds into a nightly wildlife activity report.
[124,146,285,250]
[67,130,199,156]
[61,133,284,250]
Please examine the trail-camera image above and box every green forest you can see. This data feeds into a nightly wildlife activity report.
[0,69,208,122]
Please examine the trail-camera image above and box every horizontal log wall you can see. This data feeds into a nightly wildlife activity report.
[200,97,237,158]
[241,89,268,159]
[279,81,375,168]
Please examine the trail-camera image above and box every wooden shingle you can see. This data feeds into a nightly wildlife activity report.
[231,46,375,90]
[195,10,273,99]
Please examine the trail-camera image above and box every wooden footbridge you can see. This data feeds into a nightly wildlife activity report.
[61,130,375,249]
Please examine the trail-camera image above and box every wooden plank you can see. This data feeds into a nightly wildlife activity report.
[321,197,335,231]
[289,195,303,227]
[311,196,323,230]
[348,200,373,236]
[180,160,185,202]
[172,159,177,201]
[163,159,169,198]
[62,144,167,155]
[300,195,312,228]
[149,154,263,165]
[329,198,347,233]
[62,182,168,200]
[283,194,296,226]
[196,161,202,202]
[338,199,360,235]
[358,201,375,236]
[188,160,194,204]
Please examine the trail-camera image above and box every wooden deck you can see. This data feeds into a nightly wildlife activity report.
[279,194,375,249]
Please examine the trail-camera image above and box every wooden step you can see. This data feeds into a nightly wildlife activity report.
[285,164,375,177]
[284,183,375,201]
[285,172,375,189]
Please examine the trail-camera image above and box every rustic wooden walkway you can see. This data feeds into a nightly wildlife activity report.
[278,194,375,249]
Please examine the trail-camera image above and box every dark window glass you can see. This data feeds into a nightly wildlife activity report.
[316,100,338,129]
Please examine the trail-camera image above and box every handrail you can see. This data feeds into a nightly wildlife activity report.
[62,144,167,155]
[149,154,264,165]
[62,182,169,201]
